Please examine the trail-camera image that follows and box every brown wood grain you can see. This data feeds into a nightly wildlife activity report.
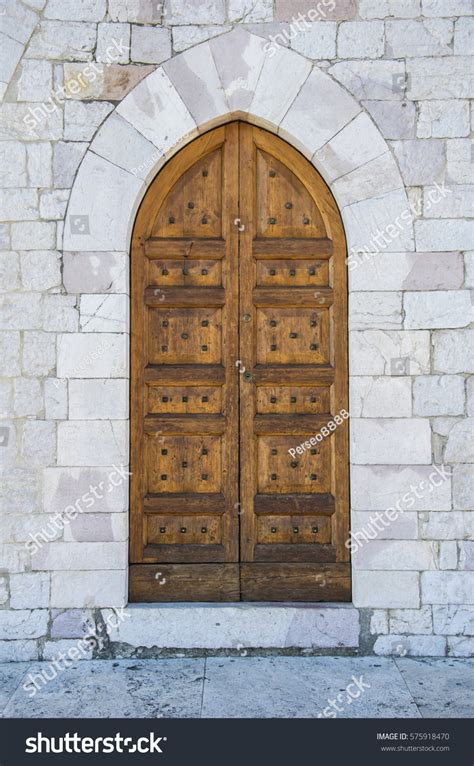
[130,121,349,603]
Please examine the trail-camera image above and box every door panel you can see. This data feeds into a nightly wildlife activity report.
[130,122,349,603]
[238,124,350,601]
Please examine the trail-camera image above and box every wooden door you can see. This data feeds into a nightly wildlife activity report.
[130,122,350,603]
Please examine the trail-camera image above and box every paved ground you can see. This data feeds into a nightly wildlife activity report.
[1,656,472,718]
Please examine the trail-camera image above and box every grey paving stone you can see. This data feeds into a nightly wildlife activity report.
[0,662,32,714]
[2,659,205,718]
[202,657,421,718]
[395,658,474,719]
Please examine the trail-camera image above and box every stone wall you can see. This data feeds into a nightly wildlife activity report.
[0,0,472,661]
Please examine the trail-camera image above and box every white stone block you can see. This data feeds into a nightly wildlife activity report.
[91,113,161,182]
[0,639,39,662]
[386,19,453,57]
[353,571,420,608]
[108,0,162,22]
[131,25,171,64]
[354,541,437,570]
[349,251,463,292]
[1,0,37,44]
[9,573,50,609]
[13,378,43,418]
[0,142,27,187]
[21,331,54,376]
[42,295,78,333]
[16,60,53,102]
[64,153,143,253]
[57,333,128,379]
[27,142,52,187]
[0,104,62,142]
[433,330,474,374]
[438,541,458,570]
[374,634,445,656]
[349,330,430,375]
[79,294,128,333]
[0,609,48,640]
[350,377,412,417]
[370,610,389,635]
[329,60,409,100]
[45,378,68,420]
[210,28,267,112]
[69,379,128,420]
[249,45,312,129]
[57,420,128,466]
[391,139,445,186]
[444,419,474,463]
[63,250,128,294]
[350,292,402,330]
[11,222,56,251]
[167,0,225,24]
[405,291,472,330]
[338,21,384,58]
[352,511,418,539]
[363,100,416,140]
[280,66,361,157]
[433,605,474,635]
[389,606,433,635]
[447,138,473,184]
[413,375,465,416]
[351,465,452,511]
[350,419,432,464]
[43,466,129,516]
[51,570,127,608]
[97,23,130,63]
[0,189,38,221]
[0,251,20,291]
[39,191,69,220]
[422,0,473,16]
[314,113,388,183]
[22,420,56,466]
[418,100,470,138]
[421,510,472,541]
[423,185,474,219]
[290,22,336,59]
[359,0,421,18]
[332,153,403,208]
[104,604,360,649]
[172,25,230,53]
[421,572,474,604]
[20,251,61,292]
[26,21,97,61]
[447,636,474,657]
[32,542,127,571]
[406,57,474,100]
[228,0,272,22]
[63,513,128,543]
[454,17,474,56]
[344,189,415,253]
[163,42,227,127]
[64,101,114,142]
[44,0,105,20]
[116,68,196,160]
[0,293,42,330]
[453,465,473,510]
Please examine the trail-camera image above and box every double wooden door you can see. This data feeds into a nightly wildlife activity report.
[130,122,350,602]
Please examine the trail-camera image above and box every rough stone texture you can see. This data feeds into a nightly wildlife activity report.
[0,8,471,657]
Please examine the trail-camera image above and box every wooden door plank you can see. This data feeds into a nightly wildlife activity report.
[240,563,351,601]
[130,563,240,601]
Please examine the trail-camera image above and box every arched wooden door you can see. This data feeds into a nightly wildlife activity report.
[130,122,350,602]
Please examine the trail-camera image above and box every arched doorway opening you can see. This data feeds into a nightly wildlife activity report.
[129,121,349,602]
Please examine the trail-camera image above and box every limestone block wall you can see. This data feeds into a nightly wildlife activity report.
[0,0,472,661]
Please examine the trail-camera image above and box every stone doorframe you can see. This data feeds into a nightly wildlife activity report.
[62,28,414,640]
